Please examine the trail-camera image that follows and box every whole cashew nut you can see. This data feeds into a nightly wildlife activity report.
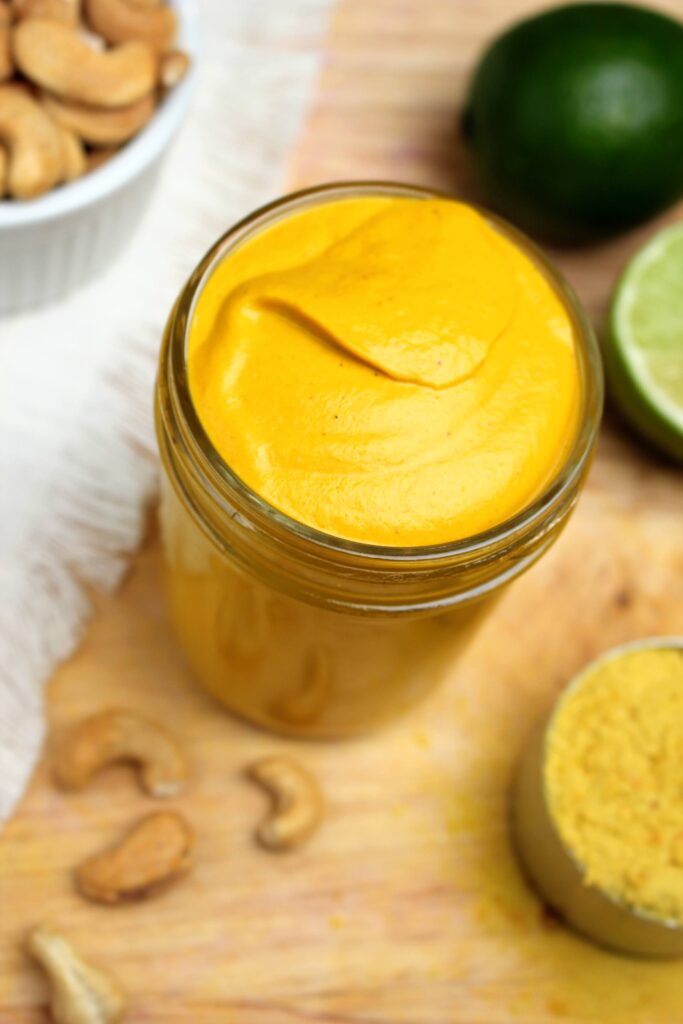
[84,0,176,52]
[13,19,157,107]
[248,755,324,851]
[42,91,155,144]
[0,85,64,197]
[54,708,188,798]
[12,0,80,22]
[28,925,126,1024]
[76,810,193,904]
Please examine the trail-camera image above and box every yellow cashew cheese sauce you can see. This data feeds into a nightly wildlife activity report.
[188,196,581,547]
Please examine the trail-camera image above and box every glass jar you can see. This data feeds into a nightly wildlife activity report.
[155,182,603,738]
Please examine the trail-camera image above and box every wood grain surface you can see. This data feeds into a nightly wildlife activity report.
[2,1,683,1021]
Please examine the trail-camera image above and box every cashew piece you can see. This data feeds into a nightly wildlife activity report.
[0,144,7,195]
[13,19,157,107]
[84,0,176,53]
[28,925,126,1024]
[43,91,155,145]
[0,36,8,85]
[159,49,189,90]
[87,145,118,170]
[12,0,80,22]
[56,121,86,180]
[77,810,193,904]
[248,755,324,851]
[0,3,12,83]
[0,85,64,197]
[54,708,187,798]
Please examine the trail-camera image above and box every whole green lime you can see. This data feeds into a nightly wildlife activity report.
[463,3,683,243]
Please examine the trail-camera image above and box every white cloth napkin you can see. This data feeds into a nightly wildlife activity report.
[0,0,333,826]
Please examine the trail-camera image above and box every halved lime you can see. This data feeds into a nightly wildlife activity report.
[607,223,683,462]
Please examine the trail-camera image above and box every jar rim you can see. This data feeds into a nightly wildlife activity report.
[165,180,604,568]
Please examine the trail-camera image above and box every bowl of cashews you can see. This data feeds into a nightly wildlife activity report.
[0,0,198,314]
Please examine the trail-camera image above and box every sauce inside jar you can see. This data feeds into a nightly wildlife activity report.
[188,195,580,547]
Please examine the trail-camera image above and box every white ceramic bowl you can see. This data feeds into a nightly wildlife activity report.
[0,0,199,315]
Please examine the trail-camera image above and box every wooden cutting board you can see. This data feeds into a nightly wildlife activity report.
[2,1,683,1021]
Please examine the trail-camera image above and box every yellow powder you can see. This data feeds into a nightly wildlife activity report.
[546,647,683,923]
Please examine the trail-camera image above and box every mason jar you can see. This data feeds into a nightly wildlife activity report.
[155,182,603,738]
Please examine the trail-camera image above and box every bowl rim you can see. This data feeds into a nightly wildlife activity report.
[0,0,200,229]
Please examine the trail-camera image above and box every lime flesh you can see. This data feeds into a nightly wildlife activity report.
[608,223,683,461]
